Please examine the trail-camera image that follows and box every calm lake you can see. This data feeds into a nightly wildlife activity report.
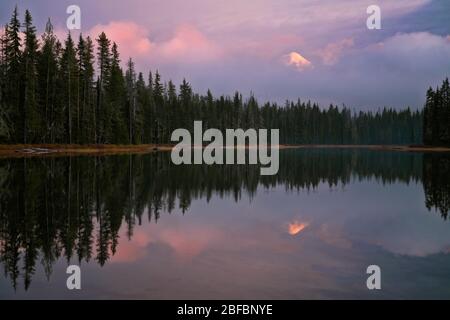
[0,149,449,299]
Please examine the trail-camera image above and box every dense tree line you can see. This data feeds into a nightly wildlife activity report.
[1,8,423,145]
[423,78,450,146]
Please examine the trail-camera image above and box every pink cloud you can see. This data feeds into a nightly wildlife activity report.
[84,22,221,67]
[88,21,153,60]
[110,230,151,263]
[158,227,222,261]
[317,38,354,66]
[158,24,222,63]
[110,221,223,263]
[52,27,71,46]
[53,22,153,69]
[110,241,146,263]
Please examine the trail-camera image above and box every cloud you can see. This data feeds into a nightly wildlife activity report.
[88,21,153,59]
[264,31,450,108]
[110,230,151,263]
[84,21,221,70]
[316,224,352,249]
[228,34,305,60]
[174,0,429,36]
[283,51,313,71]
[157,227,222,260]
[110,240,147,263]
[366,32,450,75]
[317,38,354,65]
[20,0,445,109]
[158,24,222,63]
[111,220,224,263]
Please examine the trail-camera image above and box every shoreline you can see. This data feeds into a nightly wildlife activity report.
[280,144,450,152]
[0,144,173,158]
[0,144,449,158]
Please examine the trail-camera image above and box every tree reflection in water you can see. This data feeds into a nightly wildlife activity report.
[0,149,448,290]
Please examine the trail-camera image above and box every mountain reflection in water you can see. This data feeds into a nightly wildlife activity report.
[0,149,449,299]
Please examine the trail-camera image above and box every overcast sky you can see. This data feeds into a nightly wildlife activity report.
[1,0,450,110]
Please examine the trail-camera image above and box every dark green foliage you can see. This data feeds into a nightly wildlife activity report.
[107,42,128,144]
[59,33,78,144]
[77,35,96,144]
[423,78,450,146]
[21,10,39,143]
[37,19,61,143]
[96,32,111,143]
[423,153,450,219]
[2,6,22,142]
[0,7,429,145]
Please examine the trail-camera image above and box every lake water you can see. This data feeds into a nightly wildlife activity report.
[0,149,449,299]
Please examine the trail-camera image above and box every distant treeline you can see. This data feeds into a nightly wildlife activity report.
[423,78,450,147]
[0,7,425,145]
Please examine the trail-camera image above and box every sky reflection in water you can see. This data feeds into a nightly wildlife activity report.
[0,149,450,299]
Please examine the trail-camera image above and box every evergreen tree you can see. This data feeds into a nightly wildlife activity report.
[439,78,450,145]
[107,42,127,143]
[96,32,111,143]
[142,71,155,143]
[76,34,95,143]
[21,10,39,143]
[37,19,60,143]
[166,80,177,139]
[4,6,22,142]
[423,79,450,147]
[179,78,192,134]
[125,58,136,144]
[153,71,164,143]
[59,33,78,144]
[0,25,10,142]
[134,72,147,144]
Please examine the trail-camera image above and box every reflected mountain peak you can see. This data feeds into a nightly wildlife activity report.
[0,149,449,291]
[288,221,309,236]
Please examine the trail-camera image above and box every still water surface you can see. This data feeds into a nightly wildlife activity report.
[0,149,449,299]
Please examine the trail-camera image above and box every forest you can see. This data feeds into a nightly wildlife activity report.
[0,7,426,146]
